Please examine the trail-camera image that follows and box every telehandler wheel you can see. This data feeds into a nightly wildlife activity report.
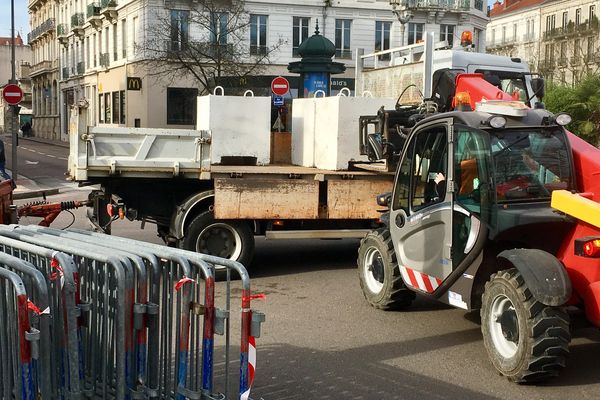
[358,228,415,310]
[181,210,255,268]
[481,268,571,383]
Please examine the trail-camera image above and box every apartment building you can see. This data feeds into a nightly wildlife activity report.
[487,0,600,85]
[540,0,599,84]
[486,0,545,71]
[28,0,61,139]
[35,0,488,134]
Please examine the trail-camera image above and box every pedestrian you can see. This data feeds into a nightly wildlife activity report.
[0,138,13,182]
[21,121,32,137]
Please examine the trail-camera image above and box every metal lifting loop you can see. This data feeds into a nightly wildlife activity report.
[362,90,373,98]
[339,87,351,97]
[313,90,326,98]
[213,86,225,96]
[243,90,255,97]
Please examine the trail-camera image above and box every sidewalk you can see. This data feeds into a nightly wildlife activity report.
[3,133,70,149]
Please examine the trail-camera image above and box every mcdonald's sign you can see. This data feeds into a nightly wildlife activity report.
[127,77,142,91]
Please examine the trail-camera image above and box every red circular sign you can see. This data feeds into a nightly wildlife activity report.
[271,76,289,96]
[2,84,23,105]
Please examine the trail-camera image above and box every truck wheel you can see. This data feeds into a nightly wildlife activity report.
[181,211,255,267]
[481,268,570,383]
[357,229,415,310]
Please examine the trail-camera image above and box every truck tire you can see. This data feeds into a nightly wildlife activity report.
[357,228,415,310]
[481,268,570,383]
[181,210,255,268]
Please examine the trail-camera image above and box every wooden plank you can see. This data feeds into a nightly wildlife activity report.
[210,164,392,177]
[327,180,394,219]
[214,178,319,219]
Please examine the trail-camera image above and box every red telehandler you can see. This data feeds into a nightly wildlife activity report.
[357,67,600,383]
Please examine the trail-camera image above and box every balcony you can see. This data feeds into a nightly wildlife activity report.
[87,3,103,29]
[522,33,536,43]
[27,18,55,44]
[397,0,470,12]
[544,19,600,40]
[57,23,69,45]
[557,57,568,67]
[29,60,58,78]
[99,52,110,68]
[474,0,484,11]
[100,0,118,23]
[71,13,85,38]
[62,67,69,80]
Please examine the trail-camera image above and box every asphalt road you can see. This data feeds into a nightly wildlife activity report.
[9,139,600,400]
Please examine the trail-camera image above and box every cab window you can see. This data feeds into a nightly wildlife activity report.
[392,125,448,213]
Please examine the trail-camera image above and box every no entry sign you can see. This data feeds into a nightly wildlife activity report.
[271,76,289,96]
[2,84,23,105]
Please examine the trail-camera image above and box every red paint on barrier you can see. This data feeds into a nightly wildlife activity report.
[27,299,43,315]
[174,276,195,291]
[17,294,32,363]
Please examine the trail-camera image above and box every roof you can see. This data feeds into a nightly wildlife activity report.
[489,0,546,18]
[0,34,24,46]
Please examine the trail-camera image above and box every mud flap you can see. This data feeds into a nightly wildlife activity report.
[497,249,572,306]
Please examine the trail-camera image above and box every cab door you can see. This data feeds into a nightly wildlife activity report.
[389,119,454,294]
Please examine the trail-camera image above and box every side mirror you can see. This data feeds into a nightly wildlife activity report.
[531,77,545,101]
[377,192,392,207]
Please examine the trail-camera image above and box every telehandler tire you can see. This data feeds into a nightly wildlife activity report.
[181,210,255,268]
[358,228,415,310]
[481,268,570,383]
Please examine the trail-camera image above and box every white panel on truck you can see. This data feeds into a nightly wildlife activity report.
[292,96,395,170]
[291,98,316,167]
[197,94,271,165]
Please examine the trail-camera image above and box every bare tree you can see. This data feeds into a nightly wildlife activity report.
[139,0,283,94]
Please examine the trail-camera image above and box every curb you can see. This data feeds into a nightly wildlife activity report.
[13,188,60,200]
[20,136,70,149]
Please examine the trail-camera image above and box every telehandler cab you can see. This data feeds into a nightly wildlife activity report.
[358,72,584,383]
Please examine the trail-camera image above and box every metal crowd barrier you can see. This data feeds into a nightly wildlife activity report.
[0,225,265,400]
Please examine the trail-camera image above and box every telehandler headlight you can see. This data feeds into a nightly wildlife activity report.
[487,115,507,129]
[555,113,572,126]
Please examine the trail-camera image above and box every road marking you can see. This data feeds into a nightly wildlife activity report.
[18,146,66,160]
[25,160,39,165]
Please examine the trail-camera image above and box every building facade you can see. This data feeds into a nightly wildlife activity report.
[28,0,61,140]
[539,0,600,85]
[487,0,600,86]
[32,0,488,136]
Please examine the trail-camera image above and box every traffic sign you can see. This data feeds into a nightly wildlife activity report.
[271,76,289,96]
[2,84,23,105]
[273,96,284,106]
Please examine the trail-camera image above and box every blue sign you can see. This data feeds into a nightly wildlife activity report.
[304,72,329,98]
[273,96,284,106]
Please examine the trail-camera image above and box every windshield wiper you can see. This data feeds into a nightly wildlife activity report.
[493,135,529,158]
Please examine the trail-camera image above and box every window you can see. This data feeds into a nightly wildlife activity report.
[513,23,517,41]
[293,16,310,57]
[562,11,568,28]
[167,88,198,125]
[210,12,228,45]
[591,5,596,24]
[85,36,90,68]
[122,19,127,58]
[170,10,190,52]
[120,90,125,124]
[392,125,448,213]
[560,41,566,60]
[574,38,581,58]
[491,129,572,201]
[93,33,97,67]
[98,93,104,123]
[576,8,581,25]
[454,126,491,215]
[250,14,267,55]
[588,36,595,58]
[440,24,455,47]
[546,14,556,32]
[112,91,120,124]
[132,16,138,51]
[335,19,352,58]
[113,23,118,61]
[502,26,506,43]
[104,92,111,123]
[105,27,109,59]
[407,22,423,45]
[491,28,496,44]
[375,21,391,60]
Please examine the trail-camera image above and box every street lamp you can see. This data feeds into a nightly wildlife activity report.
[389,0,414,46]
